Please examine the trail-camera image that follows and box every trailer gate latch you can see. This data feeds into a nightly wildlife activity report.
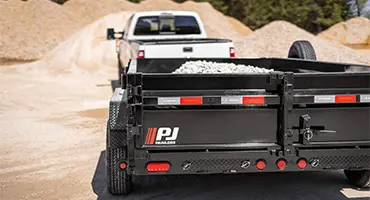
[297,114,337,144]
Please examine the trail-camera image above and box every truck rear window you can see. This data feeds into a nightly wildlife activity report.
[133,16,201,35]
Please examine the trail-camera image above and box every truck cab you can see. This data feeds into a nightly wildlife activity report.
[107,11,235,69]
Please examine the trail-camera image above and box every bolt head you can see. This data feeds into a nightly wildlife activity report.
[182,161,191,170]
[311,159,320,168]
[241,161,251,169]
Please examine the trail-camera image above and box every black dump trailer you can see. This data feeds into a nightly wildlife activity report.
[106,42,370,195]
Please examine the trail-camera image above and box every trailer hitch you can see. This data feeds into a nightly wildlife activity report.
[297,114,337,144]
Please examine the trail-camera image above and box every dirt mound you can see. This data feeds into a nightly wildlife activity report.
[180,1,242,39]
[226,16,253,36]
[38,0,248,74]
[42,11,135,76]
[0,0,83,62]
[235,21,370,65]
[64,0,138,22]
[317,17,370,45]
[1,0,249,64]
[65,0,246,39]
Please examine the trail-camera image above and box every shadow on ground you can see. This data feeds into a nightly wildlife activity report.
[91,151,368,200]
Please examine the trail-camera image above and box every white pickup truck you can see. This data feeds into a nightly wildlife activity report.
[107,11,235,69]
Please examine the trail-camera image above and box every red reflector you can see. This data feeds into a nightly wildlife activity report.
[138,50,145,59]
[243,96,265,104]
[256,160,266,170]
[180,97,203,105]
[146,162,171,172]
[335,95,356,103]
[230,47,235,58]
[297,159,307,169]
[119,162,127,169]
[276,159,287,169]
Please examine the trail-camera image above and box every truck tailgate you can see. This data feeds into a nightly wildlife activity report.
[142,42,233,58]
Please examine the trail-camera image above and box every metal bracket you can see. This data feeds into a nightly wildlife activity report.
[128,125,142,137]
[127,104,143,126]
[266,71,285,92]
[267,71,285,85]
[127,74,143,104]
[298,114,313,144]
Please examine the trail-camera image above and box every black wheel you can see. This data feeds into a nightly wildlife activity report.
[344,170,370,188]
[288,40,317,60]
[106,128,132,195]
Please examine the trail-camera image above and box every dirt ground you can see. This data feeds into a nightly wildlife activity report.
[1,61,370,200]
[0,62,112,200]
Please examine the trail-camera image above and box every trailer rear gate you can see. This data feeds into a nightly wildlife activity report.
[120,58,370,175]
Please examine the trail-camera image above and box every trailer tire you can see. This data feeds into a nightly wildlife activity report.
[106,129,132,195]
[344,170,370,188]
[288,40,317,60]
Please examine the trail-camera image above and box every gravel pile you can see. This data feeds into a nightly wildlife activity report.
[64,0,138,23]
[1,0,248,65]
[173,60,273,74]
[178,0,244,39]
[0,0,84,62]
[317,17,370,45]
[65,0,245,39]
[234,21,370,65]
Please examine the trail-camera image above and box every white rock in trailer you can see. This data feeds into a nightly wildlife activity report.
[173,60,274,74]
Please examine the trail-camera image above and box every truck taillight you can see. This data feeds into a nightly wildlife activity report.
[229,47,235,58]
[138,50,145,59]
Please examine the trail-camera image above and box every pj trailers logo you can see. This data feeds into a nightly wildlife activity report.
[145,127,179,145]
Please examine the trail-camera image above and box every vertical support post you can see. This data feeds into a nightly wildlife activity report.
[126,73,143,165]
[279,72,295,156]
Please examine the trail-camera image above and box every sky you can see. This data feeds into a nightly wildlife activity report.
[362,0,370,15]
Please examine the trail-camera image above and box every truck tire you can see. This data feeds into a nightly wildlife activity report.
[288,40,317,60]
[344,170,370,188]
[106,128,132,195]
